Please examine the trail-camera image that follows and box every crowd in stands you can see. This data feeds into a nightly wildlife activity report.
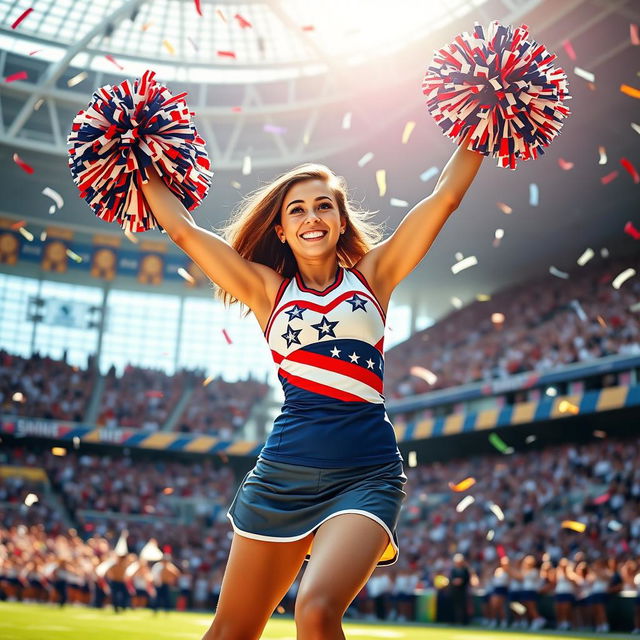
[2,435,640,629]
[385,255,640,398]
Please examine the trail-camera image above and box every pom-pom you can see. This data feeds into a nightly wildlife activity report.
[422,22,571,169]
[68,70,213,232]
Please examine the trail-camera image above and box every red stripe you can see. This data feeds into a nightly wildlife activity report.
[271,350,284,364]
[286,349,382,393]
[374,338,384,353]
[263,277,291,339]
[348,268,386,320]
[279,369,368,402]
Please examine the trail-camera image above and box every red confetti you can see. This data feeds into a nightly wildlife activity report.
[194,0,202,16]
[631,23,640,46]
[12,153,34,174]
[558,158,574,170]
[4,71,27,83]
[105,54,124,71]
[11,7,33,30]
[496,544,506,559]
[217,50,236,59]
[593,492,610,505]
[624,221,640,240]
[620,157,640,183]
[234,13,252,29]
[222,329,233,345]
[145,390,164,398]
[231,106,242,112]
[601,171,619,185]
[28,49,41,56]
[162,545,172,553]
[10,220,26,230]
[562,39,576,61]
[301,25,315,32]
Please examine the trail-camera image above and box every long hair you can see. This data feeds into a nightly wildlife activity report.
[215,163,384,311]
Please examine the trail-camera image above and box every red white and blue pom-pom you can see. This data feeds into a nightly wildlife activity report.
[68,70,213,232]
[422,21,571,169]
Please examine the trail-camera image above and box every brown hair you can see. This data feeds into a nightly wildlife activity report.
[215,163,384,310]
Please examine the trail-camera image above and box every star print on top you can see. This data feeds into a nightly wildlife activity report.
[259,266,402,468]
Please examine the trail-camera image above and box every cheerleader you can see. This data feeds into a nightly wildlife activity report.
[140,125,483,638]
[590,558,612,633]
[505,555,546,629]
[573,560,593,629]
[621,559,640,634]
[489,558,510,628]
[552,557,576,630]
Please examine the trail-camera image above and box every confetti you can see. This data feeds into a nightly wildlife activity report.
[408,451,417,468]
[19,227,34,242]
[489,502,505,521]
[187,36,199,52]
[593,492,610,505]
[11,7,33,29]
[217,50,237,59]
[390,198,408,207]
[596,315,607,328]
[12,392,25,402]
[495,228,504,240]
[620,157,640,183]
[525,435,536,444]
[545,386,558,397]
[301,25,315,32]
[73,436,80,449]
[558,158,574,170]
[24,493,38,507]
[141,22,154,32]
[434,575,449,589]
[577,248,594,266]
[454,252,464,261]
[235,14,252,28]
[52,447,66,456]
[632,123,640,135]
[162,487,174,495]
[42,187,63,210]
[177,267,195,283]
[451,256,477,274]
[105,54,124,70]
[230,180,241,189]
[510,602,527,615]
[529,183,539,206]
[598,145,607,165]
[608,520,622,531]
[600,247,609,258]
[10,219,26,230]
[448,477,476,492]
[401,121,416,144]
[562,40,577,60]
[163,39,176,55]
[66,249,82,263]
[33,98,43,111]
[124,229,139,244]
[242,155,252,175]
[263,124,287,135]
[549,266,569,279]
[4,71,27,83]
[476,294,491,302]
[215,9,226,22]
[558,400,579,414]
[202,374,215,387]
[491,312,505,324]
[231,106,242,112]
[455,495,475,513]
[561,520,586,533]
[612,268,635,289]
[194,0,202,16]
[601,171,618,185]
[486,529,495,541]
[29,49,41,56]
[276,605,285,614]
[497,202,512,214]
[419,166,439,182]
[410,366,437,385]
[489,432,510,454]
[451,297,463,309]
[342,112,352,129]
[574,66,594,83]
[569,299,587,322]
[12,153,34,174]
[222,328,233,344]
[67,71,88,88]
[620,84,640,99]
[376,170,387,196]
[630,301,640,313]
[624,221,640,240]
[593,429,607,438]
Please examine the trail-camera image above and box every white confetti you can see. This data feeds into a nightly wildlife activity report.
[67,71,88,88]
[608,520,622,531]
[549,265,569,279]
[408,451,417,468]
[42,187,64,209]
[242,155,252,176]
[574,66,595,83]
[569,300,587,322]
[357,152,374,167]
[24,493,39,507]
[451,297,463,309]
[410,366,437,385]
[177,267,195,284]
[529,183,539,206]
[390,198,408,208]
[451,256,478,274]
[612,268,635,289]
[342,112,352,129]
[632,123,640,136]
[419,166,439,182]
[600,247,609,258]
[18,227,34,242]
[489,502,505,521]
[456,495,475,513]
[577,248,594,266]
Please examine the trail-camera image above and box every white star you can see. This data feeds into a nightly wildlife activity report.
[330,347,341,358]
[366,358,375,369]
[348,352,360,364]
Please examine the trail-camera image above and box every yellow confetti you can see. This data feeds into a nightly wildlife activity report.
[558,400,579,415]
[163,39,176,55]
[18,227,34,241]
[434,575,449,589]
[598,145,607,165]
[375,169,387,196]
[621,84,640,99]
[476,294,491,302]
[66,249,83,263]
[52,447,66,456]
[448,477,476,492]
[497,202,512,214]
[401,121,416,144]
[67,71,88,88]
[202,374,215,387]
[561,520,586,533]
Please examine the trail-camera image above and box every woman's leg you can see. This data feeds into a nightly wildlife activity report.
[294,513,389,640]
[201,531,313,640]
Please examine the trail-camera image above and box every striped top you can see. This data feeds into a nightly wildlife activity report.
[259,266,402,468]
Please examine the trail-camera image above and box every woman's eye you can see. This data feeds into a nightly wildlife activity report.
[319,202,331,209]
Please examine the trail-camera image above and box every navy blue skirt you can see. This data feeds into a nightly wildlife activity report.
[226,456,407,566]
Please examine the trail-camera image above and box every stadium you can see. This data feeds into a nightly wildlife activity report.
[0,0,639,638]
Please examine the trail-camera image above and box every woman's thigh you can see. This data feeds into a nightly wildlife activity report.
[203,531,312,640]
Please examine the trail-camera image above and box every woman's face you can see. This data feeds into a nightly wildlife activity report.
[275,179,345,259]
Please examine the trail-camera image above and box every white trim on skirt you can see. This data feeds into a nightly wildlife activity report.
[226,508,398,559]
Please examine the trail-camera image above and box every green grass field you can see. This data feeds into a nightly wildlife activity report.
[0,603,631,639]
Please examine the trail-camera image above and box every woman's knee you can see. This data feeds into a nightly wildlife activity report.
[295,593,343,630]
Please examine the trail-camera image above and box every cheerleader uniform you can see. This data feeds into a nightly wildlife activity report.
[521,569,541,602]
[492,570,509,597]
[508,578,522,604]
[590,576,609,605]
[554,573,575,603]
[576,578,591,608]
[227,266,406,566]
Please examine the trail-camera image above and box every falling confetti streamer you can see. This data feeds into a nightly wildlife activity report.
[105,55,124,70]
[448,477,476,492]
[593,429,607,438]
[52,447,66,456]
[598,145,607,165]
[476,294,491,302]
[562,39,577,60]
[593,492,610,505]
[163,40,176,55]
[558,400,579,414]
[620,84,640,99]
[342,112,352,129]
[573,66,594,83]
[608,520,623,531]
[357,152,374,167]
[601,171,618,185]
[620,157,640,183]
[529,183,539,206]
[42,187,63,210]
[4,71,27,83]
[454,252,464,261]
[497,202,512,214]
[549,266,569,279]
[612,268,636,289]
[11,7,33,29]
[525,435,536,444]
[301,25,315,32]
[489,502,505,521]
[67,71,88,88]
[194,0,202,16]
[569,300,587,322]
[491,312,505,324]
[376,170,387,197]
[217,50,237,59]
[202,374,215,387]
[486,529,495,541]
[18,227,34,242]
[410,366,437,385]
[141,22,154,32]
[177,267,195,283]
[510,602,527,615]
[242,155,252,175]
[66,249,83,263]
[222,329,233,345]
[596,315,607,328]
[187,36,199,52]
[13,153,34,174]
[558,158,574,170]
[489,432,510,454]
[390,198,408,207]
[624,221,640,240]
[451,256,478,274]
[230,180,241,189]
[419,166,439,182]
[235,14,252,28]
[631,123,640,135]
[401,121,416,144]
[216,8,226,22]
[577,248,594,266]
[455,495,475,513]
[600,247,609,258]
[10,219,26,230]
[231,106,242,112]
[40,231,47,242]
[562,520,586,533]
[33,98,43,111]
